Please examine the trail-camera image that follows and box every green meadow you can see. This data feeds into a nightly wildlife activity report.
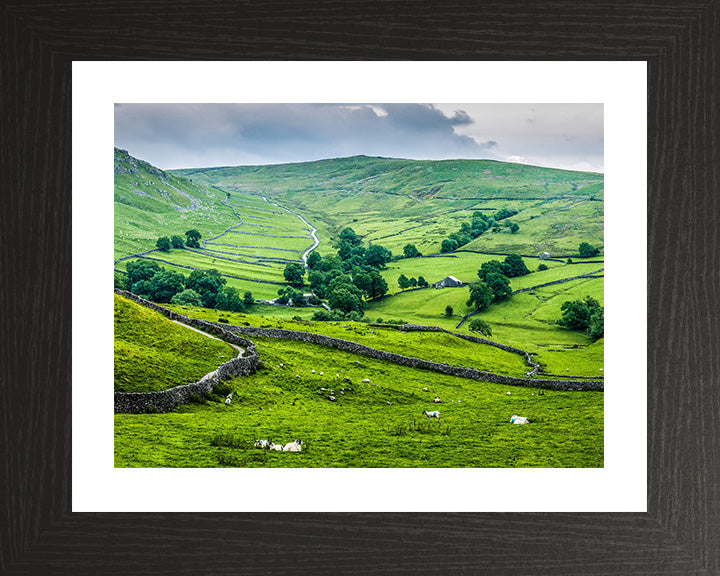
[115,326,603,468]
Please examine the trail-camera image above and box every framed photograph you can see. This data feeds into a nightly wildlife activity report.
[3,2,718,574]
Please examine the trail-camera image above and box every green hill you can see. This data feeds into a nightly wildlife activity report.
[114,294,236,393]
[114,148,239,260]
[173,155,604,256]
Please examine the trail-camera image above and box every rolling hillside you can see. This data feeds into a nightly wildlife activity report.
[174,155,604,257]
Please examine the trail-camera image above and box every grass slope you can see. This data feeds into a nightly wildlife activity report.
[115,336,603,468]
[173,155,604,257]
[114,294,236,393]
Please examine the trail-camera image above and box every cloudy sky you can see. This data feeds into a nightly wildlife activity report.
[114,103,603,173]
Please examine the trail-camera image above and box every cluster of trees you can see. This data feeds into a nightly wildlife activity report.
[291,228,394,319]
[578,242,600,258]
[397,274,428,290]
[440,208,520,253]
[466,254,530,311]
[557,296,604,340]
[469,318,492,336]
[119,259,253,312]
[155,229,202,252]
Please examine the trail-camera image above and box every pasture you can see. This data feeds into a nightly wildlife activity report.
[114,333,604,468]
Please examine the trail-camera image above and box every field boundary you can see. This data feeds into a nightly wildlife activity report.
[115,289,603,413]
[114,291,260,413]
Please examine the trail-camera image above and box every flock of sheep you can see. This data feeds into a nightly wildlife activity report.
[254,439,303,452]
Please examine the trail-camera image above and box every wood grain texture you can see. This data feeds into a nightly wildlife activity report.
[1,1,718,574]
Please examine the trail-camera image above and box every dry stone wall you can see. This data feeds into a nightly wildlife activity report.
[114,289,603,415]
[114,290,259,413]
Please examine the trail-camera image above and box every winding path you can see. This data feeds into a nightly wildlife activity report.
[260,195,319,267]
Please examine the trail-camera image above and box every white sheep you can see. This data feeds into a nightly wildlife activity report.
[283,439,303,452]
[510,414,530,425]
[225,392,233,405]
[422,410,440,420]
[433,397,441,403]
[268,442,283,451]
[254,439,270,448]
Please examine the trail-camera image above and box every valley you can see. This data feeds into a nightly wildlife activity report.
[114,148,604,468]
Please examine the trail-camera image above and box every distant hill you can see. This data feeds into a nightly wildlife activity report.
[173,155,604,256]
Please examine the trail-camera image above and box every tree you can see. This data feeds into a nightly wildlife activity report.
[145,270,185,303]
[509,222,520,234]
[125,260,161,290]
[355,269,387,300]
[417,276,428,287]
[284,263,306,287]
[366,272,388,300]
[186,268,226,308]
[501,254,530,278]
[171,288,203,307]
[538,263,548,271]
[185,229,202,248]
[243,291,254,306]
[409,277,418,287]
[478,260,504,281]
[306,251,321,269]
[588,308,604,340]
[156,236,171,252]
[469,318,492,336]
[338,227,361,247]
[578,242,600,258]
[494,208,518,221]
[327,285,367,316]
[364,244,392,269]
[441,239,458,253]
[403,244,421,258]
[484,272,512,302]
[171,235,185,249]
[557,296,602,332]
[398,274,411,290]
[445,305,454,317]
[466,282,493,311]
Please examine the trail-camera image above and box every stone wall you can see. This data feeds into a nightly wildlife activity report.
[224,324,603,392]
[114,290,603,413]
[114,290,260,413]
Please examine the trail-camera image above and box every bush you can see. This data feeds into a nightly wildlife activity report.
[214,382,233,397]
[217,317,229,323]
[445,305,454,317]
[469,318,492,336]
[538,263,548,271]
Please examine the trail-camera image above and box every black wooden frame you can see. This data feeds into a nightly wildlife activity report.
[2,1,718,574]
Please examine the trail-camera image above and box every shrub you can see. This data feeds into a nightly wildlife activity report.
[538,263,548,271]
[217,317,229,324]
[469,318,492,336]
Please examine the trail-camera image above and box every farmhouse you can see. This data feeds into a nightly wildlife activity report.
[432,275,463,289]
[539,251,551,260]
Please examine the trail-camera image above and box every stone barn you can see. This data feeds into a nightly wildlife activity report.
[432,275,463,289]
[539,251,551,260]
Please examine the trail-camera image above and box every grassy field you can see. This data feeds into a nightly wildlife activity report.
[115,334,603,468]
[164,304,532,377]
[114,294,237,393]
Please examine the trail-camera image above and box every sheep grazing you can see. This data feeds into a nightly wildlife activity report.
[312,370,315,374]
[422,410,440,420]
[510,414,530,425]
[225,392,233,405]
[254,439,270,448]
[362,378,370,383]
[433,397,441,403]
[269,442,283,451]
[422,387,429,392]
[283,439,303,452]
